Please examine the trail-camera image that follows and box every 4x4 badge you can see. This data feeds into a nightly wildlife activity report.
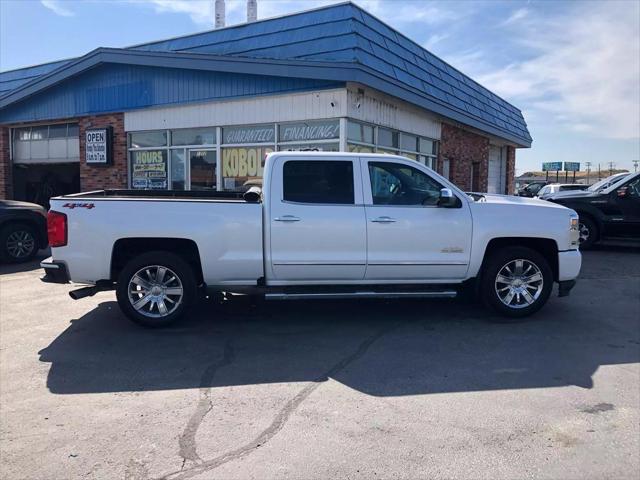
[62,203,95,209]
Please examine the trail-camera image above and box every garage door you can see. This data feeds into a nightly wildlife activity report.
[488,146,506,194]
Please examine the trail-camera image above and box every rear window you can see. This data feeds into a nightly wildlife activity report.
[283,160,354,204]
[560,185,585,191]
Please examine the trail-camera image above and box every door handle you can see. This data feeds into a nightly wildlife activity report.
[371,216,396,223]
[274,215,301,222]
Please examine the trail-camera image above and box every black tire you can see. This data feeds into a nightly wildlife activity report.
[578,216,598,250]
[116,251,197,328]
[0,223,39,263]
[481,246,553,319]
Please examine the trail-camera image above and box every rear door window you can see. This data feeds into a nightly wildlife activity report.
[283,160,354,204]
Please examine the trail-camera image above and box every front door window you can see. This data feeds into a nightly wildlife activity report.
[189,150,217,190]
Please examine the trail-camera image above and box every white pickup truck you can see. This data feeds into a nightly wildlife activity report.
[42,152,581,327]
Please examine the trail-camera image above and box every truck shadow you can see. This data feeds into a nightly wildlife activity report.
[38,292,640,397]
[0,250,50,275]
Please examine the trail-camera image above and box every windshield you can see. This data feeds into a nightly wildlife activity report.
[588,174,629,192]
[602,172,639,194]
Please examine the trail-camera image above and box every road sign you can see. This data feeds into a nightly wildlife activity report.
[542,162,562,172]
[564,162,580,172]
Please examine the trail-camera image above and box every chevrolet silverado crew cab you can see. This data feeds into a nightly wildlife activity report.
[41,152,581,327]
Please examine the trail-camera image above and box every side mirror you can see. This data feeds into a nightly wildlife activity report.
[616,187,628,198]
[438,188,458,208]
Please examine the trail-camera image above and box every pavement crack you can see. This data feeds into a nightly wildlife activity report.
[159,321,400,480]
[177,338,235,465]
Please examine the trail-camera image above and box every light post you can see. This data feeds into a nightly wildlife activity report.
[585,161,591,184]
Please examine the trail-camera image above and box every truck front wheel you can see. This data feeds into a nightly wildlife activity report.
[481,246,553,319]
[116,251,196,328]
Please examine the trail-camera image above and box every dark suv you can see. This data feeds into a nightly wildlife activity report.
[0,200,48,263]
[547,173,640,248]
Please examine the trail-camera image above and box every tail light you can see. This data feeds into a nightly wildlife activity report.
[47,211,67,247]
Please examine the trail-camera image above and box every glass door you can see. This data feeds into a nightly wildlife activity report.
[188,149,217,190]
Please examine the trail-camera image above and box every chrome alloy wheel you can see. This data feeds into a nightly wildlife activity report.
[6,230,35,259]
[578,222,591,244]
[494,259,544,309]
[127,265,184,318]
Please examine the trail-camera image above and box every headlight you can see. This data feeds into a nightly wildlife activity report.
[569,215,579,248]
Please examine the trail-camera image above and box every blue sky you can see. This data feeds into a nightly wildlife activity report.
[1,0,638,174]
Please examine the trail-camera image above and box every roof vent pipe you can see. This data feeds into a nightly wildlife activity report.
[215,0,225,28]
[247,0,257,22]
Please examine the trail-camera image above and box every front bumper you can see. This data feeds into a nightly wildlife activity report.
[558,249,581,282]
[40,257,70,284]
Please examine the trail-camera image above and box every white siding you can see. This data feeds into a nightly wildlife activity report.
[346,84,441,139]
[124,89,348,131]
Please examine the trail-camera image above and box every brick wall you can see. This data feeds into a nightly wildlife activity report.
[505,145,516,195]
[438,123,490,192]
[79,113,127,191]
[0,127,11,199]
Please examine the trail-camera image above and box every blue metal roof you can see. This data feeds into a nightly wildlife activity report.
[0,60,342,123]
[0,1,531,146]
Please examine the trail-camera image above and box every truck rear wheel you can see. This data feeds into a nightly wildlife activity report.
[481,246,553,319]
[116,251,196,328]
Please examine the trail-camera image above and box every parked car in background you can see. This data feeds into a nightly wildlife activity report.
[41,152,581,327]
[0,200,48,263]
[548,173,631,200]
[536,183,588,200]
[548,172,640,249]
[516,181,548,198]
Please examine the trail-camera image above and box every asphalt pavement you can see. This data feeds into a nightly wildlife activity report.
[1,246,639,479]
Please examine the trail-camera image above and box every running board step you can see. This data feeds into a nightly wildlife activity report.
[265,291,457,301]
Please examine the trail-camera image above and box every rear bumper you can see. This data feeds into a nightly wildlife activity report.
[40,257,70,284]
[558,249,581,282]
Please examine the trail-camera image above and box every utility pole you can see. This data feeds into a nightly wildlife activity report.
[633,160,639,173]
[585,161,591,185]
[597,163,601,180]
[608,161,615,176]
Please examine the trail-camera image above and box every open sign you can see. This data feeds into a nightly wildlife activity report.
[85,127,112,165]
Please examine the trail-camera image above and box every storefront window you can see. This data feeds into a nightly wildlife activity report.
[221,146,274,191]
[170,150,186,190]
[378,128,399,149]
[171,128,216,146]
[347,120,374,144]
[377,147,399,155]
[400,133,418,152]
[223,124,274,144]
[131,150,168,189]
[67,124,79,137]
[348,144,375,153]
[130,131,167,148]
[278,119,339,143]
[419,137,437,156]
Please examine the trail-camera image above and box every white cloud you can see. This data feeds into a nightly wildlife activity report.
[501,7,529,26]
[471,2,640,139]
[423,33,449,50]
[41,0,75,17]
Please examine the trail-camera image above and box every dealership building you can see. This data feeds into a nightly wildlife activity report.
[0,1,531,204]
